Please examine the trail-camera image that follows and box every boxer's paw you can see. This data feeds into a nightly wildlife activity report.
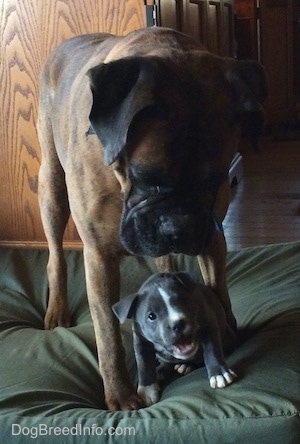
[174,363,194,376]
[137,383,160,406]
[105,387,145,411]
[209,369,237,388]
[44,303,71,329]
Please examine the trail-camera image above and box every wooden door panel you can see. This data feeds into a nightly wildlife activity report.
[0,0,145,247]
[260,0,294,123]
[222,1,234,56]
[207,1,222,54]
[184,0,208,46]
[157,0,184,30]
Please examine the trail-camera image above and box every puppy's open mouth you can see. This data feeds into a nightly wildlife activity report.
[172,336,199,360]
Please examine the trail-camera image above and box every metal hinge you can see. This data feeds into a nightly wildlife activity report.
[145,5,158,27]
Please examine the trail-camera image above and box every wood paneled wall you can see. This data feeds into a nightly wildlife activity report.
[0,0,145,247]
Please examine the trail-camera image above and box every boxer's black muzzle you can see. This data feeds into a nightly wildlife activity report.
[119,164,215,257]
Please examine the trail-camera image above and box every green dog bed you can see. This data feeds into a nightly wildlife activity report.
[0,242,299,443]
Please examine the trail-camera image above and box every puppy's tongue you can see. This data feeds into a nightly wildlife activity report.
[173,338,196,356]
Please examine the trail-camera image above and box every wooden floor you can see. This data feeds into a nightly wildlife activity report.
[223,139,300,251]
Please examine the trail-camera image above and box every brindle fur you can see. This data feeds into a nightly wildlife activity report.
[37,27,267,410]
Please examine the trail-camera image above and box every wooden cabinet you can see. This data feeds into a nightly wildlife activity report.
[0,0,145,247]
[157,0,235,56]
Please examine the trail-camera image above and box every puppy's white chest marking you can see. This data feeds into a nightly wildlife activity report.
[157,287,186,324]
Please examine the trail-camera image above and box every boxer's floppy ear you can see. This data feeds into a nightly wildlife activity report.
[112,293,139,323]
[225,60,268,149]
[87,57,159,165]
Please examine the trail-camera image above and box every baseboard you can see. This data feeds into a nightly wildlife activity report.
[0,241,83,250]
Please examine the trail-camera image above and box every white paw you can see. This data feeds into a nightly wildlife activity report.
[174,363,193,376]
[209,369,237,388]
[137,383,160,406]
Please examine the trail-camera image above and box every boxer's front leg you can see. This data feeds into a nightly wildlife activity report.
[83,246,144,410]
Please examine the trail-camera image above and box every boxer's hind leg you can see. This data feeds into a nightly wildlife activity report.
[38,116,71,329]
[197,230,236,332]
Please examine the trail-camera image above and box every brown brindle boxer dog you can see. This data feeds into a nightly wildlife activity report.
[37,27,267,411]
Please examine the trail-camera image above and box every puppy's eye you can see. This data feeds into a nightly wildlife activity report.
[147,312,157,321]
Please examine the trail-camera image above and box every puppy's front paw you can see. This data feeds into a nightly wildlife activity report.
[137,383,160,406]
[209,369,237,388]
[174,363,193,376]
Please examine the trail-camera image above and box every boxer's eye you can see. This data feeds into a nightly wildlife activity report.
[148,312,157,321]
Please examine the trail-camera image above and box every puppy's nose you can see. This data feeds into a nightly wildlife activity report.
[171,319,186,333]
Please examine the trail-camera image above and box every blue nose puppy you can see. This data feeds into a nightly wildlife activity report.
[113,272,237,406]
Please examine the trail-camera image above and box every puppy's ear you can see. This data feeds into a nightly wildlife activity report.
[87,57,162,166]
[225,60,268,149]
[112,293,139,323]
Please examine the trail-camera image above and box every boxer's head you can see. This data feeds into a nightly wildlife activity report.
[88,43,267,257]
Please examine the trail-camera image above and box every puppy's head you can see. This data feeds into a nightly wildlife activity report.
[113,272,204,360]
